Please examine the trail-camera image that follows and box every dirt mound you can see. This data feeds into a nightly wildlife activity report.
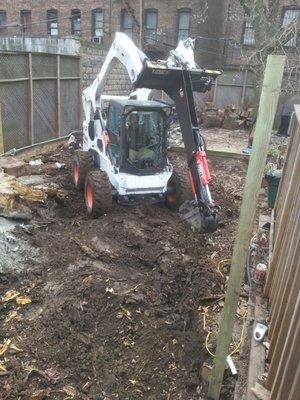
[0,145,247,399]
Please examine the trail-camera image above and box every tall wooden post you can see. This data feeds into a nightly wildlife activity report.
[207,54,286,400]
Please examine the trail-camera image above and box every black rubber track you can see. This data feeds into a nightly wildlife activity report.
[72,150,94,191]
[85,171,113,218]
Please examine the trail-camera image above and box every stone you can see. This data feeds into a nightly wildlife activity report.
[0,157,26,177]
[201,363,213,382]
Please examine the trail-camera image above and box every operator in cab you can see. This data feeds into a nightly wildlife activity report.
[127,112,156,162]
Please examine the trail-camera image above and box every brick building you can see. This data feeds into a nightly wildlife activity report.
[0,0,226,67]
[224,0,300,68]
[0,0,298,108]
[222,0,300,118]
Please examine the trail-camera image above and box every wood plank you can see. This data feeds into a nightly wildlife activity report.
[274,120,300,222]
[213,77,218,105]
[264,128,300,297]
[268,186,300,305]
[207,55,286,400]
[287,363,300,400]
[268,209,274,264]
[268,146,300,303]
[247,296,267,400]
[170,145,249,160]
[269,293,300,396]
[0,78,29,83]
[269,207,300,339]
[240,69,248,107]
[0,104,4,155]
[268,257,300,361]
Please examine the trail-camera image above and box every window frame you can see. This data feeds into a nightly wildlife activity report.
[20,10,31,34]
[121,9,134,39]
[0,10,7,34]
[71,9,81,36]
[144,8,158,45]
[281,6,300,48]
[91,8,104,43]
[47,9,59,36]
[177,8,191,43]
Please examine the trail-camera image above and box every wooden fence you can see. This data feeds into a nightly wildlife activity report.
[0,51,81,152]
[264,104,300,399]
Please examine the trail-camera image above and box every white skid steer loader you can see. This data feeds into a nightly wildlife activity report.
[72,33,221,233]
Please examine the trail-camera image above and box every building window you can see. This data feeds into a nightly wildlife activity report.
[121,10,133,39]
[0,11,7,34]
[20,10,31,33]
[282,8,300,47]
[145,9,157,44]
[92,8,103,43]
[177,9,191,42]
[47,9,58,36]
[242,12,255,45]
[71,9,81,36]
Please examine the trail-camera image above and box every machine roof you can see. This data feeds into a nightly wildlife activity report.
[109,98,170,110]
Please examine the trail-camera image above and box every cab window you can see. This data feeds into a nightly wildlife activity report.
[107,105,122,157]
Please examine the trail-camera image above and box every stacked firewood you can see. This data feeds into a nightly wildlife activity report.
[198,103,253,130]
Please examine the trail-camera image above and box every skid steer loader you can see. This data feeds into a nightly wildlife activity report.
[72,33,221,233]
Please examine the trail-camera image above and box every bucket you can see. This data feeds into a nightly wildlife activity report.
[266,170,282,208]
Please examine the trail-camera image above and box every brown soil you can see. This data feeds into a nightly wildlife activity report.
[0,144,249,400]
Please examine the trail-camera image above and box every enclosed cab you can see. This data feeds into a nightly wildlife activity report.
[105,99,171,175]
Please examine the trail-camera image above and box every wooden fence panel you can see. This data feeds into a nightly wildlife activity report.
[268,293,300,395]
[264,122,300,297]
[264,105,300,399]
[0,52,81,152]
[273,113,300,230]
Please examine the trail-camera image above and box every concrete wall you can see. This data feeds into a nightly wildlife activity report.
[0,36,132,96]
[0,36,80,55]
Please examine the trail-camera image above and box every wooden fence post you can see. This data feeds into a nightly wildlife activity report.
[213,77,218,105]
[28,53,34,145]
[57,55,61,137]
[0,104,4,154]
[240,69,248,108]
[207,54,286,400]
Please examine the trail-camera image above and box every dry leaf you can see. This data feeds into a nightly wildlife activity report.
[5,310,18,323]
[31,389,51,400]
[0,339,11,356]
[10,344,22,352]
[2,290,19,302]
[16,295,32,305]
[0,363,7,372]
[63,385,77,397]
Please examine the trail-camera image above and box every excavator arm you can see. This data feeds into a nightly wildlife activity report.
[134,62,221,232]
[82,32,151,129]
[83,32,221,233]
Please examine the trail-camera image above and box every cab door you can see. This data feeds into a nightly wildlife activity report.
[106,104,122,165]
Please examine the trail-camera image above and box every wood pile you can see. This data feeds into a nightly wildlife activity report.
[199,102,253,130]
